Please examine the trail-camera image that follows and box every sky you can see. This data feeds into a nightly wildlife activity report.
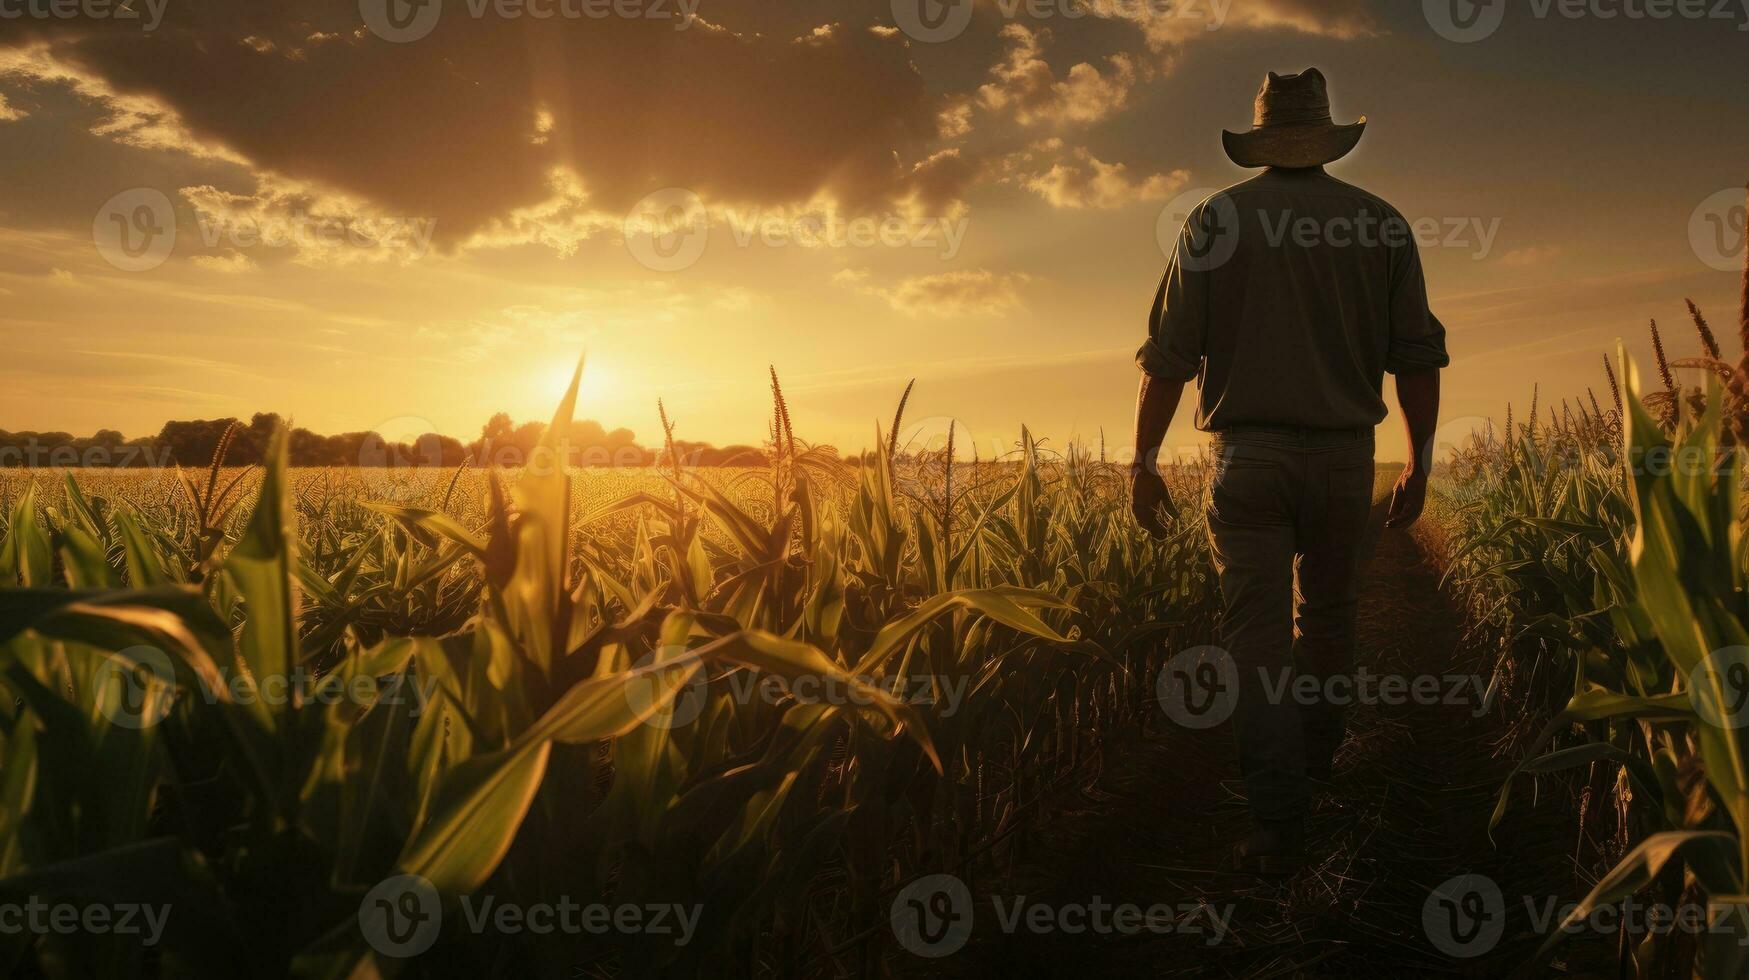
[1,0,1746,463]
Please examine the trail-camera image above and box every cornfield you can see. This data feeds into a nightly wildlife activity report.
[0,367,1217,977]
[1435,252,1749,977]
[5,246,1748,979]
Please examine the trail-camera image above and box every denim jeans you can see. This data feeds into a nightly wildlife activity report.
[1205,424,1375,824]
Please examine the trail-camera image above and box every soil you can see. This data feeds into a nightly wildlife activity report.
[893,487,1611,979]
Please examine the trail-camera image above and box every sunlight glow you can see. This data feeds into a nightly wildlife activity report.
[544,360,616,410]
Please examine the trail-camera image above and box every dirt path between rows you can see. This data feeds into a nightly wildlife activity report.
[904,487,1600,978]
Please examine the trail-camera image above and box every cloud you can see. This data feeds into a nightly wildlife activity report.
[904,149,978,216]
[938,97,974,140]
[993,139,1185,209]
[81,383,235,404]
[0,46,246,163]
[1022,150,1188,209]
[190,251,259,273]
[0,63,257,238]
[1498,245,1562,268]
[68,349,260,376]
[419,304,601,364]
[713,287,758,312]
[4,8,959,245]
[457,169,620,257]
[1109,0,1381,48]
[978,25,1139,127]
[1211,0,1380,38]
[179,179,439,266]
[0,0,1380,263]
[841,268,1026,317]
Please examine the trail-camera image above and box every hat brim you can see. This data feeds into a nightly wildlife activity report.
[1221,118,1366,169]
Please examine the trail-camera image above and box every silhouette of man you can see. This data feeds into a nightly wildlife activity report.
[1130,68,1448,875]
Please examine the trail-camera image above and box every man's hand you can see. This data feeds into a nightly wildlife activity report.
[1385,466,1428,529]
[1130,466,1178,538]
[1389,367,1440,530]
[1130,374,1187,538]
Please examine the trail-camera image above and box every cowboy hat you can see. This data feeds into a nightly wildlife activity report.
[1222,68,1366,169]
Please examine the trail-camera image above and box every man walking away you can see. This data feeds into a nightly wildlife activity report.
[1128,68,1448,876]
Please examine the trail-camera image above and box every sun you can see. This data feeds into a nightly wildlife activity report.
[541,359,617,410]
[495,359,626,430]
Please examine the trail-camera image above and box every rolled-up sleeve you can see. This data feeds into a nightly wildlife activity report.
[1136,213,1210,382]
[1384,231,1451,374]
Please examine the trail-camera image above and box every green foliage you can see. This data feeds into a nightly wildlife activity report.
[0,364,1216,976]
[1445,350,1749,977]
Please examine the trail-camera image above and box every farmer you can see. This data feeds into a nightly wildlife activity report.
[1129,68,1448,875]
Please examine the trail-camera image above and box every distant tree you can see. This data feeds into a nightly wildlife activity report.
[670,440,766,467]
[156,418,243,466]
[475,413,513,451]
[1,413,753,469]
[289,426,337,466]
[221,412,280,465]
[510,421,545,454]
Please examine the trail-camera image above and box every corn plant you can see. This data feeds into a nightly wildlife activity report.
[1446,238,1749,977]
[0,361,1217,977]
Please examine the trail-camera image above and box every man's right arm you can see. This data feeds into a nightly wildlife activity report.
[1137,204,1213,388]
[1131,371,1186,536]
[1386,367,1439,528]
[1131,206,1212,536]
[1382,212,1450,530]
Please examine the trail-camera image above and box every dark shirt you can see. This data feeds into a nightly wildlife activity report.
[1137,167,1450,431]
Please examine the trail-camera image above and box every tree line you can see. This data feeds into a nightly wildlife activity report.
[0,412,793,469]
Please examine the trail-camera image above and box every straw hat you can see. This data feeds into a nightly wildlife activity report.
[1222,68,1366,169]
